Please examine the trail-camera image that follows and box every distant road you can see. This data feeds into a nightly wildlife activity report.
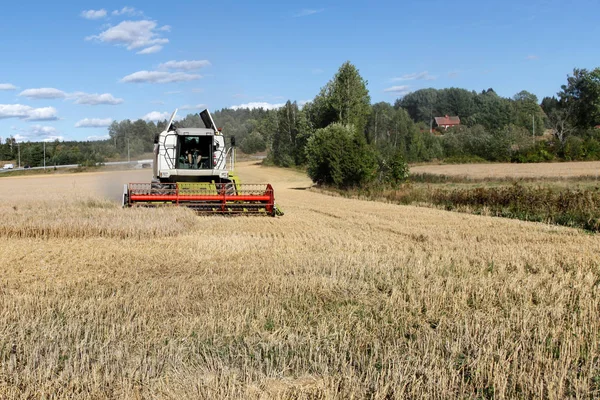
[0,160,149,174]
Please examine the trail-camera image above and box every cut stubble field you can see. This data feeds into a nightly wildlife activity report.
[0,162,599,398]
[410,160,600,179]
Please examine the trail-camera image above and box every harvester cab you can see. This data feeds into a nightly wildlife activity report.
[123,109,279,216]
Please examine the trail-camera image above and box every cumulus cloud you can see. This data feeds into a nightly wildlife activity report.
[19,88,67,99]
[19,88,123,105]
[87,134,111,141]
[159,60,211,71]
[137,45,163,54]
[121,71,201,84]
[111,7,142,16]
[0,104,59,121]
[28,125,58,136]
[11,124,60,140]
[180,104,206,110]
[75,118,114,128]
[42,136,65,142]
[25,107,58,121]
[0,83,17,91]
[295,9,325,17]
[70,92,124,105]
[142,111,171,121]
[383,85,412,96]
[81,9,107,19]
[391,71,436,82]
[86,20,169,53]
[230,102,285,111]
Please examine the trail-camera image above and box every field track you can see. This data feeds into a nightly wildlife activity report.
[0,162,599,398]
[411,160,600,178]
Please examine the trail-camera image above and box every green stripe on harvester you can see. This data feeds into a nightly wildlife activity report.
[178,182,218,194]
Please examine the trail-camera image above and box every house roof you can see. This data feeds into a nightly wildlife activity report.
[434,115,461,126]
[435,115,460,126]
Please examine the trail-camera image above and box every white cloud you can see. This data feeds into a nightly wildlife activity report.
[75,118,114,128]
[121,70,201,84]
[384,85,412,96]
[41,136,65,142]
[158,25,171,32]
[86,20,169,53]
[230,102,285,111]
[159,60,211,71]
[140,112,183,122]
[136,45,163,54]
[295,9,325,17]
[142,111,171,121]
[180,104,206,110]
[0,104,58,121]
[391,71,437,82]
[25,107,58,121]
[28,125,58,136]
[164,91,182,95]
[81,9,107,20]
[311,68,324,74]
[191,88,204,93]
[151,100,165,105]
[87,135,111,141]
[19,88,123,105]
[0,83,17,91]
[70,93,124,105]
[13,134,28,143]
[111,7,142,16]
[526,55,539,60]
[11,124,60,141]
[19,88,67,99]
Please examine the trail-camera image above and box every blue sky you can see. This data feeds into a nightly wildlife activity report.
[0,0,598,142]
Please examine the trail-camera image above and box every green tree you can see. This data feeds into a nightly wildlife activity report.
[309,61,371,133]
[305,123,377,188]
[396,88,439,124]
[366,102,395,146]
[512,90,545,136]
[240,131,266,154]
[558,68,600,129]
[272,101,299,167]
[471,90,515,130]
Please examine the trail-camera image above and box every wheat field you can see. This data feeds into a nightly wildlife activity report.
[411,160,600,179]
[0,163,599,398]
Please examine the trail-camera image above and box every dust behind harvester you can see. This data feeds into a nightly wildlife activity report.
[122,109,278,216]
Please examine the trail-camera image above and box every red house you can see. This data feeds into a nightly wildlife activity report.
[434,115,461,130]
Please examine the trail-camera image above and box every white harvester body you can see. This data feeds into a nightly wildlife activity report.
[153,109,235,183]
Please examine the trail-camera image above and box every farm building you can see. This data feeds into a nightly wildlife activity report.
[434,115,461,130]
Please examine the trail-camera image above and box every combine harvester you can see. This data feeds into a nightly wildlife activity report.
[123,109,280,216]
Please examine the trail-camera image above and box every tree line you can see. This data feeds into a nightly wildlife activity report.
[2,63,599,188]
